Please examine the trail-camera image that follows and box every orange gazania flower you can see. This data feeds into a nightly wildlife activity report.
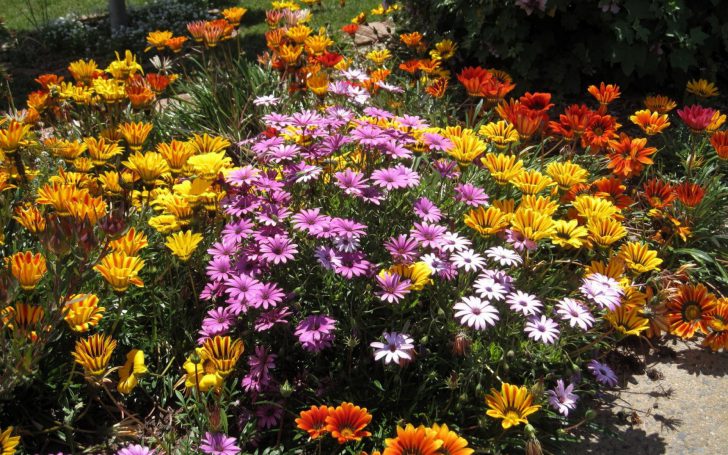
[497,99,545,141]
[703,300,728,352]
[592,176,633,209]
[400,32,424,48]
[35,73,64,90]
[341,23,360,37]
[429,423,474,455]
[581,113,620,151]
[222,6,247,26]
[642,178,676,209]
[14,205,46,233]
[325,402,372,444]
[630,109,670,135]
[399,59,422,74]
[146,73,173,93]
[8,251,47,290]
[644,95,677,114]
[383,424,442,455]
[549,104,593,139]
[425,77,448,98]
[710,131,728,159]
[165,36,188,52]
[519,92,554,117]
[588,82,620,107]
[456,66,492,97]
[296,405,333,439]
[72,333,117,376]
[2,303,45,341]
[126,85,156,109]
[606,134,656,178]
[110,227,149,256]
[118,122,153,152]
[674,181,705,207]
[63,293,105,332]
[666,283,717,339]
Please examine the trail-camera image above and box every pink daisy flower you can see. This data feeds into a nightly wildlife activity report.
[453,296,500,330]
[524,315,560,344]
[507,291,543,316]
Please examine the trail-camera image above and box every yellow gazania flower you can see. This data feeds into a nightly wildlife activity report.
[123,151,170,185]
[622,285,648,309]
[165,230,204,261]
[629,109,670,135]
[510,208,554,242]
[187,151,233,180]
[585,256,626,280]
[446,132,486,165]
[546,160,589,189]
[118,122,153,152]
[68,58,98,84]
[305,33,334,55]
[605,306,650,336]
[519,195,558,216]
[481,152,524,185]
[278,44,304,65]
[492,199,516,218]
[464,206,510,237]
[85,137,123,166]
[146,30,173,51]
[66,192,107,224]
[184,347,224,392]
[106,50,143,80]
[72,333,117,376]
[306,72,329,97]
[572,194,619,221]
[117,349,148,394]
[479,121,519,149]
[686,78,719,98]
[13,205,46,234]
[587,217,626,247]
[152,193,193,221]
[98,171,124,194]
[366,49,393,66]
[72,157,95,173]
[2,303,45,341]
[706,110,726,134]
[485,383,540,429]
[188,133,231,155]
[110,227,148,256]
[202,336,244,377]
[430,39,457,61]
[94,252,145,292]
[158,140,195,173]
[36,182,83,216]
[0,120,32,153]
[93,78,128,104]
[551,219,589,248]
[286,24,313,43]
[222,7,247,26]
[385,262,433,291]
[510,170,555,195]
[148,214,182,234]
[63,294,105,333]
[618,242,663,274]
[400,31,424,48]
[8,251,46,290]
[0,426,20,455]
[644,95,677,114]
[45,138,85,161]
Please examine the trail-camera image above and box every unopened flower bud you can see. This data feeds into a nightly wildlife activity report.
[280,380,294,398]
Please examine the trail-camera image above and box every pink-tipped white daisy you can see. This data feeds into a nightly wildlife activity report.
[485,246,523,267]
[451,249,486,272]
[506,291,543,316]
[555,298,595,330]
[474,277,507,301]
[524,315,560,344]
[453,296,500,330]
[370,332,415,366]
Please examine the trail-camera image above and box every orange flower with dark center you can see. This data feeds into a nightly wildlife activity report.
[710,131,728,159]
[325,402,372,444]
[429,423,474,455]
[383,424,443,455]
[642,178,676,209]
[592,176,633,209]
[496,100,544,140]
[166,36,188,53]
[296,405,332,439]
[456,66,492,98]
[519,92,554,117]
[14,205,46,233]
[703,300,728,352]
[400,32,424,47]
[126,85,156,109]
[674,181,705,207]
[425,78,448,98]
[581,113,620,150]
[399,59,422,74]
[588,82,621,112]
[549,104,593,139]
[2,303,45,341]
[606,134,656,178]
[666,283,716,339]
[146,73,172,93]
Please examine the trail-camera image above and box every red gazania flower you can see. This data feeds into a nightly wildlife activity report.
[709,131,728,159]
[456,66,492,97]
[317,51,343,68]
[666,283,717,339]
[145,73,172,93]
[296,405,332,439]
[561,182,591,203]
[497,100,544,140]
[325,402,372,444]
[399,59,422,74]
[703,301,728,352]
[425,78,448,98]
[519,92,554,118]
[549,104,593,139]
[677,105,715,132]
[642,178,676,209]
[262,127,278,138]
[592,176,633,209]
[35,73,64,91]
[607,134,657,177]
[341,23,359,37]
[481,71,515,103]
[588,82,621,112]
[581,113,620,150]
[674,181,705,207]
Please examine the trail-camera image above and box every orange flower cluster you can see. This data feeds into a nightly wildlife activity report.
[456,66,515,104]
[296,402,372,444]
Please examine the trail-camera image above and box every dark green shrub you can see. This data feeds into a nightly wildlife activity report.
[398,0,728,93]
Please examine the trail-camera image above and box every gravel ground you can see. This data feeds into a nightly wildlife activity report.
[570,339,728,454]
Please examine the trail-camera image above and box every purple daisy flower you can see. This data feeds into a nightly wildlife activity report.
[207,239,238,258]
[335,169,370,196]
[206,256,232,282]
[371,165,420,190]
[480,269,515,292]
[507,291,543,316]
[411,222,447,249]
[555,298,595,331]
[315,246,343,270]
[505,229,538,251]
[333,252,372,279]
[524,315,560,344]
[200,306,236,336]
[329,217,367,240]
[453,296,500,330]
[221,219,254,243]
[422,133,453,152]
[376,272,412,303]
[384,234,419,263]
[224,274,262,313]
[117,444,155,455]
[225,165,260,186]
[295,315,337,352]
[254,306,292,332]
[200,432,240,455]
[370,331,415,366]
[413,197,443,223]
[588,359,618,386]
[249,282,286,309]
[474,277,507,301]
[455,183,489,207]
[547,379,579,416]
[291,208,327,234]
[580,273,623,311]
[259,235,298,264]
[256,404,284,429]
[431,159,460,179]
